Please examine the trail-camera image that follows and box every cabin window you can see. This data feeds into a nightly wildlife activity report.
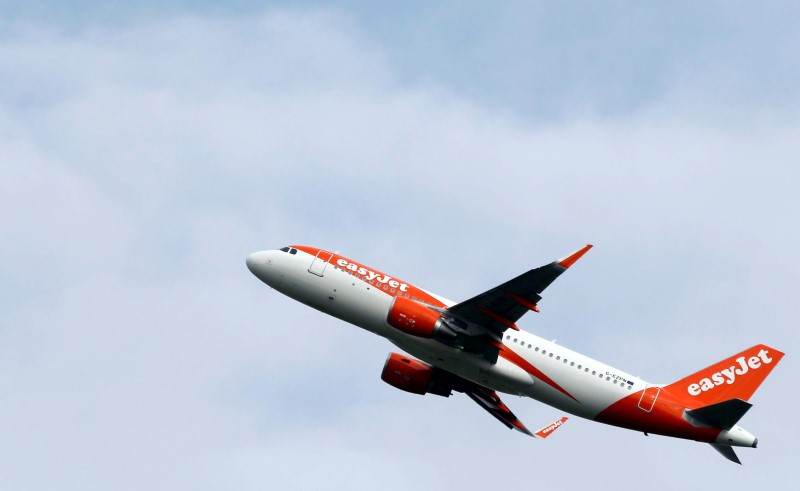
[570,362,575,367]
[592,371,596,375]
[549,353,553,358]
[527,344,532,349]
[556,356,560,360]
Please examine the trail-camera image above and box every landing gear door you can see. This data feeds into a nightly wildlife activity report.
[637,385,661,413]
[308,250,333,277]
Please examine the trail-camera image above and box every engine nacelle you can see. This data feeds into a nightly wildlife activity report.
[381,353,451,397]
[386,296,457,341]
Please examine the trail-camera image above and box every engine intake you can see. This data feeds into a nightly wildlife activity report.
[386,296,457,341]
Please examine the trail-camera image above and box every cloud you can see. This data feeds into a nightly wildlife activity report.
[0,6,797,491]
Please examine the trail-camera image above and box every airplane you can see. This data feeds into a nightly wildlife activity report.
[246,244,784,463]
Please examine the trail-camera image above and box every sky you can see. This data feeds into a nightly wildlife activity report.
[1,1,798,489]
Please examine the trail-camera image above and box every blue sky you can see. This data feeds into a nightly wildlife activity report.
[1,2,798,490]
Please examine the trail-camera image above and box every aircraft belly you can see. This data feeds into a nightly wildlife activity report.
[520,359,639,418]
[270,259,392,334]
[392,334,635,420]
[389,336,536,394]
[525,370,629,419]
[325,269,396,334]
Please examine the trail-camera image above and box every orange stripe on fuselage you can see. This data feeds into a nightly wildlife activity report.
[493,342,578,402]
[595,389,721,442]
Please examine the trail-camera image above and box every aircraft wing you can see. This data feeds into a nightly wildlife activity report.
[466,385,534,436]
[446,245,592,334]
[465,386,569,439]
[434,367,568,439]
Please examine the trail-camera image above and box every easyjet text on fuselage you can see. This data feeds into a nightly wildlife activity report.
[336,258,410,292]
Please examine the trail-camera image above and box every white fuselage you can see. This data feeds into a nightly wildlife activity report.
[247,247,647,421]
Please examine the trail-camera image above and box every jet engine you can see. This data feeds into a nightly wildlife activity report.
[386,296,457,342]
[380,353,452,397]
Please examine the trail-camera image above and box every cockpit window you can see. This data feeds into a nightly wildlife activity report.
[279,247,290,252]
[289,248,297,255]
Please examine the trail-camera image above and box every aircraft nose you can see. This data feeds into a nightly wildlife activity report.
[246,251,271,279]
[246,251,261,274]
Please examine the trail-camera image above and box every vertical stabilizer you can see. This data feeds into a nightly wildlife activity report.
[664,344,784,405]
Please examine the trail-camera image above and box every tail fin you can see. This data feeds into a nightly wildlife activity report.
[664,344,784,406]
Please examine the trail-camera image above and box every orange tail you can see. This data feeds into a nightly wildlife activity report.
[664,344,784,406]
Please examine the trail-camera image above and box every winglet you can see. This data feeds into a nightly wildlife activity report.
[534,416,569,439]
[558,244,593,268]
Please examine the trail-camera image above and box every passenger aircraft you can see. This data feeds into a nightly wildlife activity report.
[246,245,784,463]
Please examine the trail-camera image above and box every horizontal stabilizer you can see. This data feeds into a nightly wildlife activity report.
[534,416,568,439]
[710,444,741,465]
[686,398,752,430]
